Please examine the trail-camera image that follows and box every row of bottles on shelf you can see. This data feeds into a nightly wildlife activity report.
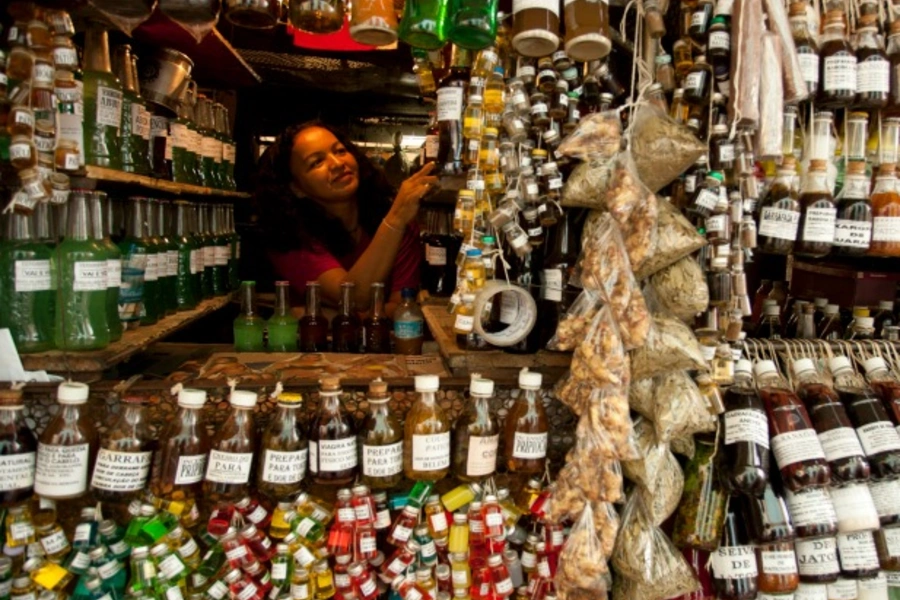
[754,292,899,342]
[0,194,240,353]
[233,281,426,356]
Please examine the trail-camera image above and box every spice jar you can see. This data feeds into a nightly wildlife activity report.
[26,20,51,50]
[33,119,55,160]
[536,58,557,93]
[529,92,550,127]
[7,46,35,81]
[511,0,560,58]
[48,173,70,205]
[55,139,80,173]
[51,35,78,71]
[8,105,35,137]
[18,167,48,202]
[45,10,75,36]
[563,0,611,61]
[655,51,676,92]
[9,135,37,170]
[683,55,713,106]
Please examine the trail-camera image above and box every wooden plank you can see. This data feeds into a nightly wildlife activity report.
[74,166,250,199]
[21,295,234,378]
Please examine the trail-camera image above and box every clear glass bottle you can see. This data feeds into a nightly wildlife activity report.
[404,375,451,481]
[452,375,499,482]
[0,387,37,505]
[234,281,265,351]
[203,389,258,502]
[363,282,391,354]
[854,14,890,109]
[721,360,770,496]
[299,282,329,352]
[394,287,425,355]
[309,376,357,486]
[113,45,143,174]
[503,369,548,474]
[360,378,403,489]
[81,25,122,169]
[257,391,307,502]
[116,197,147,329]
[790,1,819,96]
[758,158,801,254]
[267,281,298,352]
[398,0,449,50]
[869,163,900,257]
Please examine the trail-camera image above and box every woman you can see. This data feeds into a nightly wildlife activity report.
[255,121,437,312]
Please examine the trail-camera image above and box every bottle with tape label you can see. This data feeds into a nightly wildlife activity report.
[757,157,801,255]
[833,160,873,257]
[34,382,98,500]
[862,356,900,432]
[817,10,857,108]
[309,377,357,485]
[755,360,831,492]
[52,190,110,350]
[831,356,900,479]
[452,375,499,482]
[81,25,122,169]
[0,387,37,505]
[436,45,470,176]
[868,162,900,257]
[503,369,548,475]
[404,375,451,481]
[203,389,258,502]
[359,379,403,490]
[710,508,759,599]
[113,45,148,176]
[256,392,307,503]
[0,211,55,353]
[795,160,837,258]
[854,13,890,109]
[210,205,230,296]
[721,360,770,496]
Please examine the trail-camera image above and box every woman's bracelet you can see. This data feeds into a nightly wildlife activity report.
[382,219,404,234]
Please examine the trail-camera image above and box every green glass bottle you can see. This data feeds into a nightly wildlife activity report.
[399,0,450,50]
[234,281,265,351]
[172,201,199,311]
[267,281,298,352]
[220,105,237,192]
[214,103,232,191]
[446,0,499,50]
[90,191,123,342]
[198,204,214,298]
[226,205,240,291]
[155,200,179,315]
[34,202,56,248]
[129,55,152,175]
[0,212,55,353]
[210,205,229,296]
[53,191,110,350]
[196,96,217,189]
[189,204,207,299]
[139,199,163,326]
[114,45,141,174]
[117,198,148,331]
[185,86,204,186]
[81,25,123,169]
[169,89,193,185]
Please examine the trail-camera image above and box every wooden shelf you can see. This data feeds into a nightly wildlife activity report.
[71,166,250,199]
[21,295,234,381]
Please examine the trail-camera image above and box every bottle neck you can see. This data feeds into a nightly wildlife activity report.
[320,392,342,412]
[275,403,299,422]
[66,194,92,241]
[128,201,143,239]
[157,203,167,239]
[341,286,355,316]
[368,400,390,418]
[115,47,136,92]
[471,395,491,420]
[274,284,291,317]
[240,284,257,317]
[145,202,158,239]
[8,213,34,242]
[89,196,107,242]
[175,204,188,237]
[801,170,830,195]
[306,286,322,316]
[417,391,436,406]
[82,27,112,73]
[370,286,385,318]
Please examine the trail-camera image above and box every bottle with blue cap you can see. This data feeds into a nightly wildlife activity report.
[404,375,451,481]
[503,369,548,474]
[203,389,258,502]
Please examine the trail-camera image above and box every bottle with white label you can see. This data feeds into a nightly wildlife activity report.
[795,159,837,258]
[81,25,122,169]
[359,379,403,490]
[711,509,759,600]
[0,387,37,505]
[91,191,123,343]
[117,198,149,330]
[308,376,357,486]
[203,390,258,502]
[757,157,801,255]
[435,45,470,176]
[139,198,165,326]
[257,392,308,502]
[854,14,890,110]
[52,190,110,350]
[154,199,178,316]
[503,368,548,475]
[34,382,98,500]
[452,375,499,482]
[113,44,150,176]
[0,211,55,352]
[817,10,857,108]
[833,160,873,257]
[721,360,770,496]
[404,374,451,481]
[868,160,900,258]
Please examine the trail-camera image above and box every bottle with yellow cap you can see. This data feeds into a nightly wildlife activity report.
[359,379,403,490]
[257,390,308,502]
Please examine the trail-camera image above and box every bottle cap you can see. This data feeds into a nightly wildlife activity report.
[708,171,725,183]
[829,356,853,375]
[368,378,389,397]
[415,375,440,392]
[712,124,729,135]
[764,305,780,316]
[487,554,503,567]
[519,368,542,389]
[856,317,875,328]
[178,388,207,408]
[863,356,888,374]
[229,390,258,408]
[880,300,894,311]
[277,392,303,405]
[320,376,342,392]
[401,287,417,300]
[735,359,753,375]
[792,358,816,377]
[466,248,483,257]
[825,303,840,315]
[470,376,494,396]
[58,381,89,404]
[753,360,778,378]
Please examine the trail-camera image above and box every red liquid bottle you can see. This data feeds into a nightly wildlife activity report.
[299,281,329,352]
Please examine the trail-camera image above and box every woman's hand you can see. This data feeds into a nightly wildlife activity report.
[386,163,438,229]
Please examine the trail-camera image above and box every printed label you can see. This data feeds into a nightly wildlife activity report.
[801,207,837,243]
[857,421,900,455]
[96,86,123,128]
[828,579,857,600]
[542,268,563,302]
[799,52,820,85]
[437,87,464,122]
[870,478,900,518]
[424,135,439,159]
[158,554,185,580]
[174,454,207,485]
[454,313,475,332]
[145,253,159,282]
[708,30,730,50]
[214,246,229,267]
[796,537,840,577]
[0,452,35,491]
[724,409,770,447]
[53,47,78,68]
[91,449,152,492]
[395,319,424,340]
[412,432,450,471]
[786,488,838,528]
[362,441,404,479]
[74,261,108,291]
[759,207,800,241]
[836,531,879,571]
[684,72,705,94]
[9,141,31,162]
[204,450,253,484]
[858,574,887,595]
[873,216,900,242]
[425,244,447,266]
[261,448,307,484]
[132,104,151,139]
[830,483,879,532]
[166,251,178,278]
[14,260,51,292]
[34,443,90,497]
[823,54,858,92]
[107,258,121,289]
[772,428,826,468]
[466,434,499,476]
[318,438,358,472]
[189,249,202,275]
[857,57,890,93]
[711,545,758,579]
[512,431,548,459]
[761,549,798,575]
[834,220,872,250]
[818,427,865,462]
[883,527,900,557]
[691,11,707,27]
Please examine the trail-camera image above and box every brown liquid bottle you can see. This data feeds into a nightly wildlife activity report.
[257,392,308,503]
[359,378,403,490]
[404,375,451,481]
[149,388,209,527]
[0,387,37,506]
[308,376,357,485]
[790,2,819,96]
[721,361,769,497]
[868,162,900,257]
[889,19,900,109]
[34,382,98,500]
[710,508,759,600]
[299,282,329,352]
[833,160,873,256]
[757,157,800,255]
[862,356,900,428]
[332,282,361,353]
[795,159,837,258]
[503,369,548,475]
[817,10,857,108]
[363,282,391,354]
[436,46,470,176]
[854,13,890,109]
[203,389,258,502]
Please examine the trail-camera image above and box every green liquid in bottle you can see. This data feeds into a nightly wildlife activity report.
[155,200,179,315]
[234,281,265,351]
[226,205,240,291]
[173,201,199,311]
[82,27,122,170]
[139,199,162,326]
[210,205,229,296]
[90,191,123,342]
[118,198,148,330]
[198,204,215,298]
[267,281,298,352]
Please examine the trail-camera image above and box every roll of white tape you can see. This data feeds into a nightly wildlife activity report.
[472,281,538,347]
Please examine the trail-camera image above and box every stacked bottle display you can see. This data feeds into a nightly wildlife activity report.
[0,197,241,353]
[0,4,238,197]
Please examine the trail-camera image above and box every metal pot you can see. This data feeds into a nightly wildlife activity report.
[159,0,221,27]
[224,0,279,29]
[138,47,194,114]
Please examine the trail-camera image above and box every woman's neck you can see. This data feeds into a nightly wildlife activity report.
[311,196,359,232]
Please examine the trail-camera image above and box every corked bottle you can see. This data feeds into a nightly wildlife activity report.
[0,387,37,506]
[757,157,801,255]
[817,10,857,108]
[257,391,308,502]
[868,163,900,257]
[833,160,873,256]
[359,378,403,490]
[308,376,357,485]
[795,159,837,258]
[854,13,890,110]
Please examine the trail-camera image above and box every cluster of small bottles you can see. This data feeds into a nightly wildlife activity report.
[232,282,425,356]
[0,194,240,353]
[0,4,238,205]
[672,356,900,598]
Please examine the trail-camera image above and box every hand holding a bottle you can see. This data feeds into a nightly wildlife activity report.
[386,163,438,229]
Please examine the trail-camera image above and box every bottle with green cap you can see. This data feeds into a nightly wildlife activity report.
[204,389,258,502]
[233,281,265,352]
[690,170,725,218]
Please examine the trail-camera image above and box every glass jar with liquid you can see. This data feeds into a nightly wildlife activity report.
[404,375,451,481]
[503,369,548,474]
[257,392,308,502]
[203,390,257,502]
[309,377,357,486]
[0,388,37,506]
[90,395,155,509]
[359,378,403,490]
[817,10,857,108]
[452,375,499,482]
[757,158,801,255]
[34,383,97,500]
[795,160,837,258]
[869,163,900,257]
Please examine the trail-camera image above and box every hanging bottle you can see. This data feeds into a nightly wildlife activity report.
[359,378,404,490]
[299,281,329,352]
[309,376,357,485]
[90,395,155,509]
[267,281,298,352]
[363,282,391,353]
[452,375,499,482]
[790,1,819,96]
[436,45,470,176]
[234,281,265,352]
[868,162,900,257]
[795,160,837,258]
[854,13,890,109]
[139,198,163,326]
[404,375,451,481]
[833,160,873,256]
[503,368,548,474]
[862,356,900,430]
[818,9,857,108]
[398,0,449,50]
[203,389,258,502]
[721,360,770,496]
[745,485,800,596]
[81,24,122,169]
[332,281,361,353]
[446,0,498,50]
[349,0,399,46]
[117,198,148,330]
[0,387,38,506]
[34,382,98,500]
[757,156,801,255]
[511,0,560,57]
[53,190,110,350]
[257,391,308,502]
[172,200,199,311]
[170,86,194,185]
[710,508,759,599]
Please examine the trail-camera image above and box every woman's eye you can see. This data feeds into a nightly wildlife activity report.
[335,148,348,156]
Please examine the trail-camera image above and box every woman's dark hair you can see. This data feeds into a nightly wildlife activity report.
[254,120,395,256]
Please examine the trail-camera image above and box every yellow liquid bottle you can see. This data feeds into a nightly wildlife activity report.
[449,551,471,588]
[270,502,295,539]
[312,560,335,600]
[462,96,484,140]
[447,515,469,555]
[484,69,505,114]
[403,375,450,481]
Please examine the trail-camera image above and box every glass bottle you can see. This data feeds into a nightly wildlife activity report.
[673,433,728,551]
[436,46,469,176]
[511,0,560,57]
[203,389,258,502]
[299,282,329,352]
[452,375,499,482]
[404,375,451,480]
[172,201,199,310]
[210,205,229,295]
[398,0,449,50]
[197,204,214,298]
[755,360,831,492]
[863,356,900,429]
[332,282,361,353]
[818,10,857,108]
[34,382,98,500]
[363,282,391,354]
[90,395,154,510]
[81,25,122,169]
[267,281,298,352]
[234,281,265,351]
[721,360,770,496]
[818,304,845,340]
[869,163,900,257]
[0,387,37,506]
[91,192,123,342]
[114,45,144,174]
[139,198,162,326]
[170,87,194,185]
[710,508,759,600]
[393,287,425,355]
[683,55,713,106]
[789,1,819,96]
[503,369,548,474]
[756,305,783,340]
[309,376,357,485]
[153,201,177,317]
[748,491,800,595]
[854,14,890,109]
[149,388,208,524]
[563,0,610,62]
[446,0,498,50]
[117,198,148,329]
[0,211,54,353]
[757,157,801,254]
[890,19,900,108]
[349,0,398,46]
[53,190,110,350]
[257,392,307,502]
[833,160,873,255]
[359,378,403,490]
[795,159,837,258]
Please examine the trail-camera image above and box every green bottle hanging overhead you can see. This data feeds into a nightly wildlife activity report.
[399,0,450,50]
[81,25,123,169]
[446,0,499,50]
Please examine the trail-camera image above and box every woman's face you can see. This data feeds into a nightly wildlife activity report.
[289,126,360,204]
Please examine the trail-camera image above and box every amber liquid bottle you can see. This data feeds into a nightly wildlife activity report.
[149,388,209,526]
[710,508,759,600]
[332,282,361,353]
[744,484,799,596]
[404,375,451,481]
[503,369,548,475]
[359,378,403,490]
[34,382,98,500]
[299,282,329,352]
[308,377,357,485]
[854,14,890,109]
[795,160,836,258]
[257,392,308,502]
[817,10,857,108]
[363,282,391,354]
[0,388,37,506]
[203,390,258,502]
[452,376,499,482]
[757,158,801,255]
[721,360,769,497]
[868,163,900,257]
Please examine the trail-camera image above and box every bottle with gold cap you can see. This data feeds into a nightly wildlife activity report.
[0,387,37,506]
[308,377,357,485]
[359,378,403,489]
[257,390,308,502]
